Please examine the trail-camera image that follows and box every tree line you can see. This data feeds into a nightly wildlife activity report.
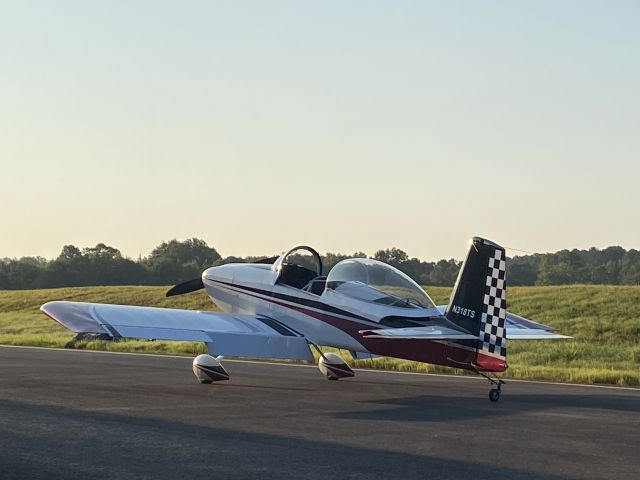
[1,238,639,290]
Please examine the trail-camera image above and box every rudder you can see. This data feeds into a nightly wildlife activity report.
[444,237,507,372]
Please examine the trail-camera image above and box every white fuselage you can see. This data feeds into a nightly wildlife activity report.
[202,263,443,354]
[203,263,367,351]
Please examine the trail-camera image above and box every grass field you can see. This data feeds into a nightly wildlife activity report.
[1,285,639,386]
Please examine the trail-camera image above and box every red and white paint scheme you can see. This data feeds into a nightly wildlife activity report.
[41,237,569,402]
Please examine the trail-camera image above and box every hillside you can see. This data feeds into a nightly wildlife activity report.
[1,285,638,385]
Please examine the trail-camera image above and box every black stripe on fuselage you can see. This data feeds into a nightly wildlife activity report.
[210,279,371,323]
[209,278,481,360]
[255,316,301,337]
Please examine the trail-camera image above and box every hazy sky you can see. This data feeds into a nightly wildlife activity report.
[1,1,638,261]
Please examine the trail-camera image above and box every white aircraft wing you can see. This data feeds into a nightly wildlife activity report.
[41,301,314,360]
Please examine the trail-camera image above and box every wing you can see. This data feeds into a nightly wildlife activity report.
[41,301,313,360]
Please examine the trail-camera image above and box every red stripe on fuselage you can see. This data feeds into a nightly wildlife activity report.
[211,281,507,373]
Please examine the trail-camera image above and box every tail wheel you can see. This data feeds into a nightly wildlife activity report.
[489,388,501,402]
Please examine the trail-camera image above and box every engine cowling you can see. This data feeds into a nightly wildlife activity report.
[318,352,355,380]
[192,354,229,383]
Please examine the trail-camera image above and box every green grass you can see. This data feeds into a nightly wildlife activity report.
[1,285,638,386]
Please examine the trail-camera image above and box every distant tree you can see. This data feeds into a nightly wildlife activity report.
[3,239,640,289]
[60,245,82,260]
[398,257,427,283]
[145,238,221,284]
[507,255,539,286]
[45,243,147,287]
[369,248,439,284]
[416,261,435,284]
[46,245,89,287]
[600,246,626,264]
[0,256,48,289]
[243,255,278,264]
[83,243,121,260]
[590,264,613,284]
[619,250,640,285]
[373,248,409,267]
[218,256,245,265]
[323,253,350,273]
[428,259,461,286]
[317,251,365,274]
[536,251,579,285]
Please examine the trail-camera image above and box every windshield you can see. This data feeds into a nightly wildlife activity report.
[326,258,436,309]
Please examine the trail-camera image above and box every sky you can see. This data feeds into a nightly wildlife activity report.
[1,1,639,261]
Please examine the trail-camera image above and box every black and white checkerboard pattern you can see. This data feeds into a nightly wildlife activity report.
[480,249,507,358]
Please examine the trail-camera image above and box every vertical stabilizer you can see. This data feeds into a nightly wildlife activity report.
[445,237,507,371]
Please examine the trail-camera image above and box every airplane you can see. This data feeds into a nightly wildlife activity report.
[41,237,570,402]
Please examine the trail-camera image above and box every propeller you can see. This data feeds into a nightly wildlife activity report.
[252,255,279,264]
[165,256,278,297]
[166,278,205,297]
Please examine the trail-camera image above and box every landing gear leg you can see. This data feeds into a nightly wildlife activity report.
[473,366,505,402]
[309,343,355,380]
[309,342,329,364]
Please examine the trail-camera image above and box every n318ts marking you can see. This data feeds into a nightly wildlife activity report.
[451,305,475,319]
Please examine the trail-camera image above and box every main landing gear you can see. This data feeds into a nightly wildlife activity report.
[192,354,229,383]
[310,343,355,380]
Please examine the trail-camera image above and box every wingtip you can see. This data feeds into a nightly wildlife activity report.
[40,301,59,313]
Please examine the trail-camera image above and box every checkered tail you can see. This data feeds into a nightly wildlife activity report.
[479,249,507,359]
[444,237,508,362]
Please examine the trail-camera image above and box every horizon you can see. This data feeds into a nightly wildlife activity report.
[2,2,639,261]
[2,236,638,263]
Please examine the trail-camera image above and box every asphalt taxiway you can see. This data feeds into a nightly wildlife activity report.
[0,345,638,479]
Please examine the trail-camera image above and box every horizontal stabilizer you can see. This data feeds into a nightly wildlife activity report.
[504,311,557,331]
[359,326,478,340]
[507,329,572,340]
[437,305,566,337]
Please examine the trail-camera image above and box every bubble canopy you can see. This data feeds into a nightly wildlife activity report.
[326,258,436,309]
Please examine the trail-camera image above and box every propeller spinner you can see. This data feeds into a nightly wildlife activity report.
[165,256,278,297]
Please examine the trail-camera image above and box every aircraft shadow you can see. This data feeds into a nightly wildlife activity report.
[333,392,640,423]
[0,398,577,480]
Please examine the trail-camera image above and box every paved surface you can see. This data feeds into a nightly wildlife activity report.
[0,346,638,480]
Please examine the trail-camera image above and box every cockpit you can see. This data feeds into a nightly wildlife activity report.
[273,246,327,294]
[325,258,436,310]
[273,247,437,310]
